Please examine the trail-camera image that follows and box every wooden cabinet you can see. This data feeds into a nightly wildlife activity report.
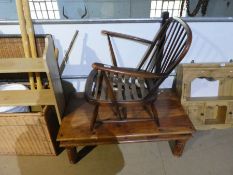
[176,63,233,130]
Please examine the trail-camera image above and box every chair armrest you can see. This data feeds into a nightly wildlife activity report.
[92,63,165,79]
[102,30,153,45]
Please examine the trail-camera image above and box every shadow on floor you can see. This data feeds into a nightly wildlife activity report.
[16,142,125,175]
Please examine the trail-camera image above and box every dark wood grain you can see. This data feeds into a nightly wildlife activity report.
[66,147,78,164]
[102,30,154,45]
[84,17,192,130]
[65,146,96,164]
[92,63,165,79]
[117,74,123,100]
[169,139,188,157]
[58,90,195,163]
[58,89,195,161]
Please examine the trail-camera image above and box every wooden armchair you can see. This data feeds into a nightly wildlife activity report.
[85,17,192,131]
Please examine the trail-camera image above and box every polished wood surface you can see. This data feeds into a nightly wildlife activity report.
[57,89,195,163]
[85,17,192,130]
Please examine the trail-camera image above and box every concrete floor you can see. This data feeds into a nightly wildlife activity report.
[0,128,233,175]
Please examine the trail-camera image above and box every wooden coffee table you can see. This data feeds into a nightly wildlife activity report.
[57,89,195,164]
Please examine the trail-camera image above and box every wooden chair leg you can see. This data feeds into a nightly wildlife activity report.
[109,104,122,120]
[102,72,123,120]
[90,104,99,131]
[150,103,160,126]
[114,104,123,120]
[120,106,127,119]
[169,139,187,157]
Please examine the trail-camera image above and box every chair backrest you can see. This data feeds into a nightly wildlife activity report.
[137,17,192,99]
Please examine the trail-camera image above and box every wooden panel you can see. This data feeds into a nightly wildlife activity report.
[43,35,65,123]
[226,102,233,123]
[186,96,233,102]
[0,89,55,106]
[0,106,59,155]
[185,105,204,125]
[219,78,233,96]
[0,58,46,73]
[60,134,192,147]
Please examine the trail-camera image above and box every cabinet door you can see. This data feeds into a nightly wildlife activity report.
[186,105,205,125]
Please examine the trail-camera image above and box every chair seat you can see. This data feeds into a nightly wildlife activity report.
[85,69,155,103]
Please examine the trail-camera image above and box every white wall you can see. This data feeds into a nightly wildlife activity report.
[0,21,233,92]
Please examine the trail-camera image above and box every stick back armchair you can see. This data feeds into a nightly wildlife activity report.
[85,17,192,131]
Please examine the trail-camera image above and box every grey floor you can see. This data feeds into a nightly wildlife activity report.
[0,128,233,175]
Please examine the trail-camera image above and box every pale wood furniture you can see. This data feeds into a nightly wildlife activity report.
[57,89,195,164]
[85,17,192,131]
[176,63,233,130]
[0,35,64,155]
[0,106,60,155]
[0,35,64,123]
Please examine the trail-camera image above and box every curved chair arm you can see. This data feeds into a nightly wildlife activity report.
[102,30,154,45]
[92,63,166,79]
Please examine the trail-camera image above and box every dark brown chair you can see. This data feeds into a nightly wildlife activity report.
[85,17,192,131]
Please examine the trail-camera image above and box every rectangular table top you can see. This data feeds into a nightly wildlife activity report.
[57,89,195,146]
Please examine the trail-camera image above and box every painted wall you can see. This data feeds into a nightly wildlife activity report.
[0,0,18,20]
[1,0,233,20]
[0,0,151,20]
[0,21,233,92]
[59,0,151,19]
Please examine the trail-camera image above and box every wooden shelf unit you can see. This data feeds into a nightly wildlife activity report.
[0,35,65,155]
[175,63,233,130]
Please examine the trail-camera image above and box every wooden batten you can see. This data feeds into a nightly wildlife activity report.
[0,89,55,106]
[0,58,46,73]
[42,35,65,123]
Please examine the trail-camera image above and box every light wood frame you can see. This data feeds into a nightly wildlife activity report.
[0,35,64,123]
[176,63,233,130]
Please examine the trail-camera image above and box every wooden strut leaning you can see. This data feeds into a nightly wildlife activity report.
[16,0,42,90]
[59,30,79,75]
[16,0,35,90]
[22,0,42,89]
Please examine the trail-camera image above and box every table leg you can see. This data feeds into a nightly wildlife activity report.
[169,139,187,157]
[66,147,78,164]
[66,146,97,164]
